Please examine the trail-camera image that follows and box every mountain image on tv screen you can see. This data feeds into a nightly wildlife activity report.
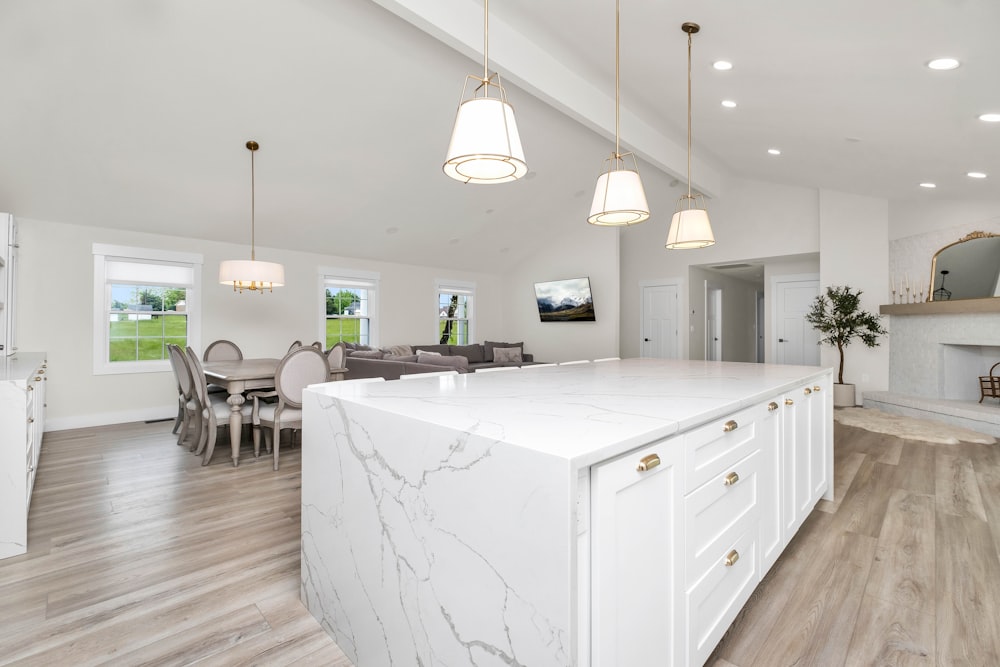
[534,277,596,322]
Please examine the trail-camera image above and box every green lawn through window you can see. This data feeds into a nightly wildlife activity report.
[109,314,187,362]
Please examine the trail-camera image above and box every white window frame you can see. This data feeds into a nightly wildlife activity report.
[93,243,203,375]
[435,278,475,345]
[318,267,380,348]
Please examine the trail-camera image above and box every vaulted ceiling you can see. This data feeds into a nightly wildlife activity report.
[2,0,997,273]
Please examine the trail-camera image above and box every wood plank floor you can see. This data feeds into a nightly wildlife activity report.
[2,418,997,666]
[711,423,1000,667]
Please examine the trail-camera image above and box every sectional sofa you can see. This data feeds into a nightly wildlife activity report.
[344,341,536,380]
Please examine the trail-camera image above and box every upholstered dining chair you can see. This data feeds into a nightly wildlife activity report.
[287,340,303,354]
[326,341,347,381]
[310,341,323,350]
[185,346,253,465]
[167,344,199,448]
[203,339,243,361]
[252,346,330,471]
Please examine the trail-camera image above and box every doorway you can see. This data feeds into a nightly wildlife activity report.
[773,275,820,365]
[706,286,722,361]
[640,282,680,359]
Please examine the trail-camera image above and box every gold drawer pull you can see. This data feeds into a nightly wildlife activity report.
[803,387,812,395]
[767,401,778,412]
[724,550,740,567]
[637,453,660,472]
[723,420,738,433]
[35,377,41,382]
[28,385,33,391]
[723,471,740,486]
[813,385,821,392]
[38,369,45,374]
[785,398,794,406]
[27,417,34,424]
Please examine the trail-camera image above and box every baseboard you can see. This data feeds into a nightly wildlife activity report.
[45,405,175,432]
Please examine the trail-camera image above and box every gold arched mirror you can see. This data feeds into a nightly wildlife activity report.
[928,231,1000,301]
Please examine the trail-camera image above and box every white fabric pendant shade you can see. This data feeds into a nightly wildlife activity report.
[219,259,286,291]
[665,206,715,249]
[443,97,527,184]
[588,168,650,226]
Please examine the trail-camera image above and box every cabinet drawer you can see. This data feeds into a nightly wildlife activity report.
[685,525,760,667]
[684,401,773,493]
[684,449,762,581]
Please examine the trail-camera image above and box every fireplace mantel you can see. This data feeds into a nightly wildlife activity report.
[880,297,1000,316]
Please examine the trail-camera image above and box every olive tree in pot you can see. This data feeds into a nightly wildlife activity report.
[805,285,887,407]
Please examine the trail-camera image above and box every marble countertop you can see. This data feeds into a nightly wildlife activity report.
[0,352,46,383]
[308,358,830,467]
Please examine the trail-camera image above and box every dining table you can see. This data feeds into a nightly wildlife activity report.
[202,357,280,467]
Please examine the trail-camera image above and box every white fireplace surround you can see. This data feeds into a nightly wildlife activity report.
[864,311,1000,437]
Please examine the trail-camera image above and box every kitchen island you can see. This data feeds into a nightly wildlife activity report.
[301,358,832,666]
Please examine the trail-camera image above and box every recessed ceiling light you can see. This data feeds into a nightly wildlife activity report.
[927,58,960,70]
[967,171,988,179]
[767,148,781,155]
[979,113,1000,122]
[919,182,936,188]
[712,61,733,71]
[721,100,737,108]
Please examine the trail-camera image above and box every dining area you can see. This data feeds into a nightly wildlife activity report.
[167,339,348,470]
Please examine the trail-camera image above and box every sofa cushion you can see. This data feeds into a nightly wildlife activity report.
[414,344,450,356]
[492,347,523,364]
[484,341,523,362]
[416,354,469,373]
[349,349,384,359]
[382,344,413,357]
[449,344,485,364]
[385,354,419,362]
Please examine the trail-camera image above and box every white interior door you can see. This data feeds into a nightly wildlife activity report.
[641,284,679,359]
[706,287,722,361]
[774,278,820,365]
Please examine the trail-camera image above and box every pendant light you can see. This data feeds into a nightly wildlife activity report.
[219,140,285,293]
[443,0,527,184]
[588,0,650,226]
[665,22,716,249]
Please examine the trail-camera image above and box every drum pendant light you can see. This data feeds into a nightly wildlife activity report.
[219,141,285,293]
[588,0,650,226]
[666,22,716,249]
[443,0,527,184]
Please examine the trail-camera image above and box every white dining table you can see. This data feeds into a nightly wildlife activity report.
[202,358,279,467]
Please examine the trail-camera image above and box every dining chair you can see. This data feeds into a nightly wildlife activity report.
[310,341,323,350]
[287,340,303,354]
[326,341,347,381]
[203,339,243,361]
[167,344,199,448]
[253,346,330,471]
[185,346,253,465]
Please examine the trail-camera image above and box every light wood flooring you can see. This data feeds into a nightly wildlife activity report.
[2,419,998,666]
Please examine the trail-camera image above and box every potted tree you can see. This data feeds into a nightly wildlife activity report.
[805,285,887,407]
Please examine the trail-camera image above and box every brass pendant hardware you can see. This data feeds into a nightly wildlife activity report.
[723,472,739,486]
[637,453,661,472]
[767,401,778,412]
[803,387,812,395]
[813,385,821,392]
[785,398,794,406]
[724,550,740,567]
[723,420,738,432]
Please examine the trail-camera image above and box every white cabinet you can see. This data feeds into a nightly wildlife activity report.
[0,352,47,560]
[591,437,683,667]
[0,213,17,356]
[781,379,831,541]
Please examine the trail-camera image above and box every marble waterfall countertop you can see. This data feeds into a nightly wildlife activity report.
[305,357,830,468]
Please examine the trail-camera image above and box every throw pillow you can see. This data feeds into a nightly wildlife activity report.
[416,354,469,373]
[350,350,384,359]
[492,346,523,365]
[383,344,413,357]
[415,349,442,356]
[484,341,523,362]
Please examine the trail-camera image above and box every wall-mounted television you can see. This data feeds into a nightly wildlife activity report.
[534,277,596,322]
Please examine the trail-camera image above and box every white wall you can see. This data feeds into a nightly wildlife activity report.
[501,218,619,363]
[818,190,889,398]
[18,217,505,429]
[620,174,821,359]
[687,266,759,362]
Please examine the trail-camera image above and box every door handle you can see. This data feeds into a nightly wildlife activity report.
[778,338,786,342]
[644,338,650,342]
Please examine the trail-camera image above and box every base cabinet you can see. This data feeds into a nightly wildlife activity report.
[0,353,47,560]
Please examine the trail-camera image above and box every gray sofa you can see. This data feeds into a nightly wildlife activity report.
[345,356,458,381]
[344,341,536,381]
[405,342,534,371]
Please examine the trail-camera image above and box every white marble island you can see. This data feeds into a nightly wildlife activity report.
[301,359,833,666]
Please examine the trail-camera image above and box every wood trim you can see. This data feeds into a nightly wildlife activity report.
[880,298,1000,316]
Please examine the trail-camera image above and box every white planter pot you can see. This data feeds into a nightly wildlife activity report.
[833,383,856,407]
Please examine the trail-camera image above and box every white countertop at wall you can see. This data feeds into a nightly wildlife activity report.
[308,358,830,468]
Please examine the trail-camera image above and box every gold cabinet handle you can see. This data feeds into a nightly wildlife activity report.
[724,550,740,567]
[723,471,740,486]
[38,369,45,374]
[813,385,821,392]
[723,420,738,433]
[637,453,660,472]
[767,401,778,412]
[35,377,41,381]
[785,398,794,406]
[28,385,33,391]
[804,387,812,395]
[27,417,34,423]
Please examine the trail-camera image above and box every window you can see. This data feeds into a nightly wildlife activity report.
[93,244,202,375]
[320,269,379,348]
[437,280,474,345]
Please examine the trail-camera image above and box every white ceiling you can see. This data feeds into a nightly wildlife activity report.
[2,0,998,273]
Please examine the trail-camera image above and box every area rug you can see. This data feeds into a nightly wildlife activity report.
[834,407,996,445]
